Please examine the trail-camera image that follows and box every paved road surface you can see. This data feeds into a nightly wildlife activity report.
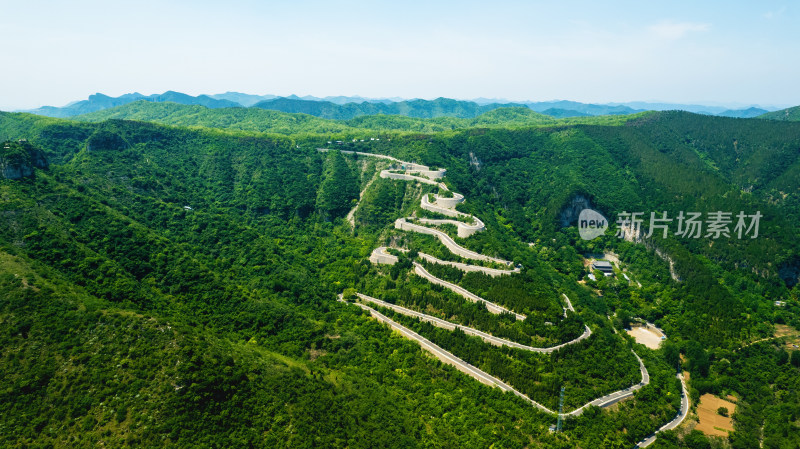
[562,294,576,312]
[417,216,485,238]
[344,297,649,417]
[397,218,511,265]
[413,262,526,320]
[420,191,468,218]
[634,373,690,447]
[356,293,591,353]
[339,296,556,414]
[417,252,520,277]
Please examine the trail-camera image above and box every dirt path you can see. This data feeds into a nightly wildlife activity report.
[345,169,379,226]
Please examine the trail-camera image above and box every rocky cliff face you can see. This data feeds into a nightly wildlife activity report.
[558,194,595,227]
[0,142,49,180]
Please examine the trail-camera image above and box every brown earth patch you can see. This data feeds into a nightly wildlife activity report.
[695,394,736,437]
[627,326,663,349]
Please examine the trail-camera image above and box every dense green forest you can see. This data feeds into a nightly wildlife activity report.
[1,106,799,448]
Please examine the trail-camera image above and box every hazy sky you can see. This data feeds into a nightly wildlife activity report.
[1,0,798,110]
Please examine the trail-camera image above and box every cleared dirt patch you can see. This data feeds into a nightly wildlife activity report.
[627,326,663,349]
[775,324,800,351]
[603,252,621,267]
[308,349,327,361]
[696,394,736,437]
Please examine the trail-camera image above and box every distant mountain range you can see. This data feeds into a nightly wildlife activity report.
[208,92,277,107]
[210,92,417,107]
[523,100,640,116]
[539,108,592,118]
[14,91,787,120]
[23,91,240,118]
[251,97,524,120]
[716,107,770,118]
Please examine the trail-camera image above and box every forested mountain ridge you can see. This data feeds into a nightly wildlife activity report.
[1,116,537,447]
[758,104,800,121]
[374,114,800,339]
[1,108,799,448]
[16,90,782,121]
[525,100,641,116]
[73,101,644,135]
[716,107,768,118]
[251,97,525,119]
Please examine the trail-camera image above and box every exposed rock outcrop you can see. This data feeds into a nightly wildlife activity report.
[0,141,49,180]
[558,194,595,227]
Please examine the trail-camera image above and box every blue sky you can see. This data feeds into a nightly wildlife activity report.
[1,0,798,110]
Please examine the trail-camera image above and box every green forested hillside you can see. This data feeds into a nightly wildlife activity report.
[343,114,800,347]
[74,101,357,135]
[73,101,642,136]
[3,248,571,448]
[1,109,799,448]
[0,116,568,447]
[758,105,800,121]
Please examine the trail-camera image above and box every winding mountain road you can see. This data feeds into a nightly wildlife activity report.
[634,373,690,448]
[417,252,520,276]
[342,295,648,416]
[369,246,520,277]
[396,218,511,265]
[356,292,591,352]
[412,262,526,319]
[329,149,656,426]
[339,295,556,414]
